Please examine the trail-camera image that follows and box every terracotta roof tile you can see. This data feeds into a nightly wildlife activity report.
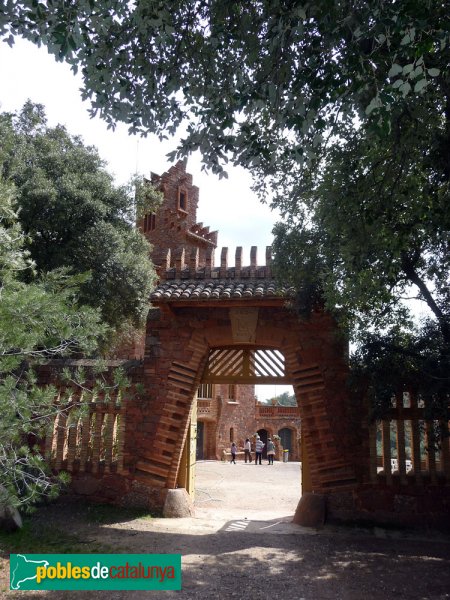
[151,279,295,302]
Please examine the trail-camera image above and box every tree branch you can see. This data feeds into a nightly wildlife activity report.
[402,254,450,344]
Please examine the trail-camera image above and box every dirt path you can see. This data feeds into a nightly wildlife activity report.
[2,461,450,599]
[194,459,302,520]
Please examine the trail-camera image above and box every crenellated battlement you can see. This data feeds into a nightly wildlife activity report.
[142,162,285,303]
[188,222,218,245]
[158,245,273,280]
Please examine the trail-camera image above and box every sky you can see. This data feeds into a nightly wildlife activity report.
[0,37,292,401]
[0,37,278,257]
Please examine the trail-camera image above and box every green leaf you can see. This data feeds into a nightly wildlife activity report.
[411,65,423,79]
[427,68,440,77]
[365,95,382,115]
[293,6,306,20]
[400,33,410,46]
[399,81,411,96]
[388,64,403,78]
[414,79,427,93]
[402,63,414,75]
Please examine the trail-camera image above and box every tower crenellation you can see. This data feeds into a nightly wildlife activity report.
[140,161,273,281]
[140,161,218,274]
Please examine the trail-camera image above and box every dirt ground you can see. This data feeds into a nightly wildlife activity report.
[2,460,450,599]
[194,458,302,520]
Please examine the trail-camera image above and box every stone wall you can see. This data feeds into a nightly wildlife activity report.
[215,384,257,458]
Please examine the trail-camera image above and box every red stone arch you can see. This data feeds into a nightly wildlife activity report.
[132,305,358,506]
[256,422,277,438]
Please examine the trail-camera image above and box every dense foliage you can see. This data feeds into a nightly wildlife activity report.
[0,101,158,334]
[2,3,449,414]
[273,112,449,340]
[0,178,106,511]
[350,323,449,419]
[0,102,158,512]
[1,2,447,187]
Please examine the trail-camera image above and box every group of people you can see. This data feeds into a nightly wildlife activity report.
[230,436,276,464]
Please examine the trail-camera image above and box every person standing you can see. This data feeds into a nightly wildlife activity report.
[230,442,237,464]
[267,438,275,465]
[244,438,252,463]
[255,436,264,465]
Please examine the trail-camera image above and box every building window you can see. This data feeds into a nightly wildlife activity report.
[228,384,236,400]
[198,383,213,399]
[229,427,235,442]
[143,213,156,232]
[178,187,188,212]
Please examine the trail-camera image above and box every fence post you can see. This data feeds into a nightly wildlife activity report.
[440,419,450,479]
[382,419,392,484]
[396,395,407,484]
[410,393,422,485]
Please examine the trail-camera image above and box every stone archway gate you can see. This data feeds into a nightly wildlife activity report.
[44,246,450,528]
[124,246,360,520]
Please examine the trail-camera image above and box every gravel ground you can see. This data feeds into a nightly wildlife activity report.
[2,461,450,599]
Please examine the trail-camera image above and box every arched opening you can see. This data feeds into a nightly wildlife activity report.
[279,427,293,456]
[188,345,303,517]
[138,302,356,523]
[257,428,269,458]
[193,381,302,519]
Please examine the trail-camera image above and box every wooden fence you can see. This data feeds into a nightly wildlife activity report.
[44,392,127,475]
[368,392,450,485]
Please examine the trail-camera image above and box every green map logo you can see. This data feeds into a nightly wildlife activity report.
[10,555,50,590]
[10,554,181,591]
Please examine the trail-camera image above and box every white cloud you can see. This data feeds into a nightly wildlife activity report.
[0,38,281,261]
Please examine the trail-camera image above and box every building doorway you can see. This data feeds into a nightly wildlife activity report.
[196,421,204,460]
[279,427,293,455]
[257,428,269,459]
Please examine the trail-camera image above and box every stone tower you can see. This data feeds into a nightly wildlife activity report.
[140,161,218,273]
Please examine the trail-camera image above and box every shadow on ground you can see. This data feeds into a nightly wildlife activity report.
[2,502,450,600]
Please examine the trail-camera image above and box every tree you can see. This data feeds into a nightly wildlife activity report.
[2,3,448,413]
[268,391,297,407]
[0,101,159,335]
[272,110,449,419]
[350,322,449,420]
[0,177,107,512]
[272,108,450,343]
[1,2,448,189]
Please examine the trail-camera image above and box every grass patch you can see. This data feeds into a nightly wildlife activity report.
[0,519,110,556]
[0,501,159,557]
[0,499,161,561]
[84,503,158,525]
